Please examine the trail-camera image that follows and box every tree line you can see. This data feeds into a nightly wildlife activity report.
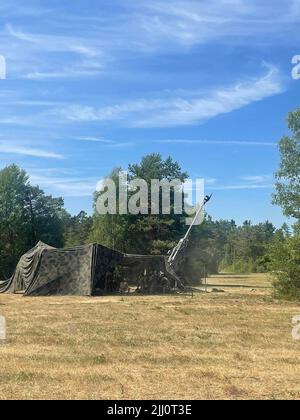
[0,108,299,298]
[0,159,284,284]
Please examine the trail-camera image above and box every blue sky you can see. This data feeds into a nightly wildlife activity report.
[0,0,299,226]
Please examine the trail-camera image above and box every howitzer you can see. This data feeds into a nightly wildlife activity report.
[167,194,212,268]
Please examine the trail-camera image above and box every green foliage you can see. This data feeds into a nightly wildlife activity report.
[273,108,300,224]
[89,154,189,255]
[184,218,236,281]
[64,211,93,247]
[218,221,275,274]
[0,165,67,278]
[220,259,254,274]
[269,234,300,300]
[128,154,188,183]
[26,186,67,248]
[89,167,133,251]
[271,109,300,299]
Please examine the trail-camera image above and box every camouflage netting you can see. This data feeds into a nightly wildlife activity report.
[0,242,183,296]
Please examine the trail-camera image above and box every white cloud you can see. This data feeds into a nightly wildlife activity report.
[0,143,64,159]
[5,24,99,57]
[2,23,105,80]
[0,2,55,17]
[241,174,273,183]
[210,173,275,191]
[158,140,277,147]
[58,64,284,128]
[29,174,97,197]
[1,1,298,81]
[205,178,217,185]
[72,136,113,144]
[134,65,283,127]
[25,68,102,80]
[139,0,300,46]
[105,142,136,149]
[59,100,165,122]
[69,137,135,148]
[211,184,275,191]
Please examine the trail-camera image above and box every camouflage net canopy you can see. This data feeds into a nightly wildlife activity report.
[0,242,182,296]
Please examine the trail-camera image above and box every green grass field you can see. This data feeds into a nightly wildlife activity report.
[0,274,300,400]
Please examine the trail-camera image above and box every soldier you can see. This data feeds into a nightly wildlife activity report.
[161,273,171,294]
[104,271,113,293]
[136,272,144,293]
[141,267,151,294]
[120,281,130,294]
[149,270,160,294]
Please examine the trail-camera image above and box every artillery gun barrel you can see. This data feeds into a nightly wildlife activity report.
[168,194,212,266]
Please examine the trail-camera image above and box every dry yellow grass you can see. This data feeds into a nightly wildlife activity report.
[0,273,300,400]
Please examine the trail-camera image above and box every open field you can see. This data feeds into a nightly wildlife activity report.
[202,273,273,289]
[0,274,300,400]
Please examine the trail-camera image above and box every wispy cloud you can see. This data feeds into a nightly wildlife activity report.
[133,65,284,127]
[57,64,284,128]
[69,136,135,148]
[241,174,273,183]
[105,141,136,149]
[210,173,275,191]
[0,2,55,17]
[25,68,103,80]
[0,143,64,159]
[139,0,300,46]
[1,0,298,81]
[29,174,97,197]
[72,136,114,144]
[158,140,277,147]
[211,184,275,191]
[5,24,100,57]
[2,23,105,80]
[205,178,217,185]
